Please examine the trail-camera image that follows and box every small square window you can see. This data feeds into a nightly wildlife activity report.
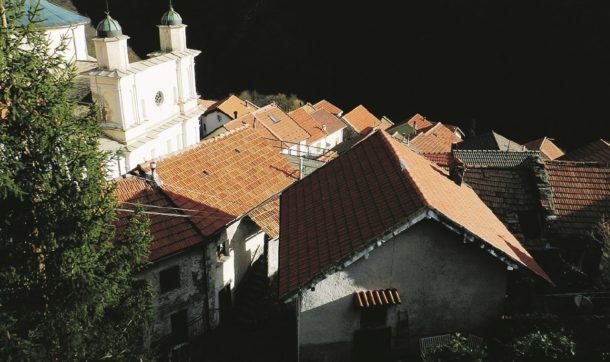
[268,115,280,123]
[170,309,188,345]
[159,266,180,294]
[360,307,387,329]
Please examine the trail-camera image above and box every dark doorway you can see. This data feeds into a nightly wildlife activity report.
[170,309,188,345]
[219,284,233,325]
[353,327,392,362]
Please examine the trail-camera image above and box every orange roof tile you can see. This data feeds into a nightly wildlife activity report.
[525,137,564,160]
[560,139,610,163]
[114,178,205,261]
[289,107,326,145]
[225,104,311,145]
[355,289,401,308]
[410,123,463,154]
[204,95,258,120]
[289,107,346,145]
[198,98,217,110]
[313,99,343,116]
[249,195,280,239]
[406,114,435,133]
[343,105,392,134]
[139,126,299,236]
[279,130,550,297]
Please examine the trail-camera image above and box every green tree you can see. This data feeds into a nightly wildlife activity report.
[510,329,575,362]
[0,1,153,360]
[238,89,303,112]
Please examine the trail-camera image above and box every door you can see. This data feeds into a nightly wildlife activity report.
[353,327,392,362]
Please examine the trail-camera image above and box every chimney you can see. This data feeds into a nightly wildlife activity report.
[321,124,327,132]
[449,163,465,186]
[412,120,417,136]
[233,111,238,119]
[149,161,163,187]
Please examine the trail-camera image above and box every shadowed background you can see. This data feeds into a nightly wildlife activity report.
[67,0,609,149]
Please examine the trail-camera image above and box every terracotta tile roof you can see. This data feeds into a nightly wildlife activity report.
[204,95,258,119]
[139,126,299,237]
[463,168,543,245]
[525,137,565,160]
[419,152,456,168]
[545,161,610,238]
[225,104,311,145]
[406,114,435,133]
[289,107,326,145]
[249,195,280,239]
[313,99,343,116]
[453,150,541,168]
[279,130,550,297]
[310,109,346,135]
[114,178,205,261]
[560,139,610,163]
[355,289,402,308]
[342,105,393,135]
[454,131,525,152]
[410,123,463,154]
[198,98,217,110]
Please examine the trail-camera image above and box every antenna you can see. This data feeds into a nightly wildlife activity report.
[169,0,174,9]
[105,0,110,14]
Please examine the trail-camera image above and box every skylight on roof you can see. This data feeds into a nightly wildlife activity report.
[268,115,280,124]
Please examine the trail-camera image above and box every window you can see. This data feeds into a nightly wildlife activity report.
[155,91,164,106]
[159,266,180,293]
[517,211,542,239]
[268,115,280,123]
[360,307,387,329]
[170,309,188,345]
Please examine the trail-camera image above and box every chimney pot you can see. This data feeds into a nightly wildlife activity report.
[449,164,465,186]
[234,111,238,119]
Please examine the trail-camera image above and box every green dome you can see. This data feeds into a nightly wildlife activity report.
[96,13,123,38]
[161,6,183,26]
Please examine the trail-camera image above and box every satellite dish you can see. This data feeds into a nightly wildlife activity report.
[574,294,593,309]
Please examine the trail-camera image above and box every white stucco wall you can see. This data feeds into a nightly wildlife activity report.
[45,24,89,63]
[205,218,266,328]
[201,111,232,136]
[138,246,207,346]
[298,220,507,357]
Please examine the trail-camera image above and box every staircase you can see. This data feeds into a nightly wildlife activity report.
[232,256,274,327]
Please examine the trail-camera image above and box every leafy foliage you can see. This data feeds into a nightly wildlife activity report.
[238,90,303,112]
[0,1,153,360]
[510,329,575,362]
[426,333,487,362]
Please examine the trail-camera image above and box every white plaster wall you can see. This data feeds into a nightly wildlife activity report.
[123,121,183,170]
[268,238,280,278]
[138,246,207,346]
[132,61,181,126]
[205,219,266,328]
[325,128,344,148]
[202,111,232,136]
[45,24,88,63]
[299,220,507,348]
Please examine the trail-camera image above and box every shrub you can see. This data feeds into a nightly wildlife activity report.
[426,333,487,362]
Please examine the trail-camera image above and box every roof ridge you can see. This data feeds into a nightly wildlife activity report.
[545,160,610,167]
[377,131,431,208]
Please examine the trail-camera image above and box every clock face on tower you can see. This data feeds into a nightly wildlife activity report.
[155,91,164,106]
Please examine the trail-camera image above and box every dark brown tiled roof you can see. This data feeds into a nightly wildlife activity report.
[279,130,550,298]
[463,168,543,245]
[355,289,402,308]
[139,126,299,237]
[114,178,205,261]
[525,137,565,160]
[313,99,343,116]
[545,161,610,238]
[453,150,541,168]
[560,139,610,163]
[342,105,392,134]
[454,131,525,151]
